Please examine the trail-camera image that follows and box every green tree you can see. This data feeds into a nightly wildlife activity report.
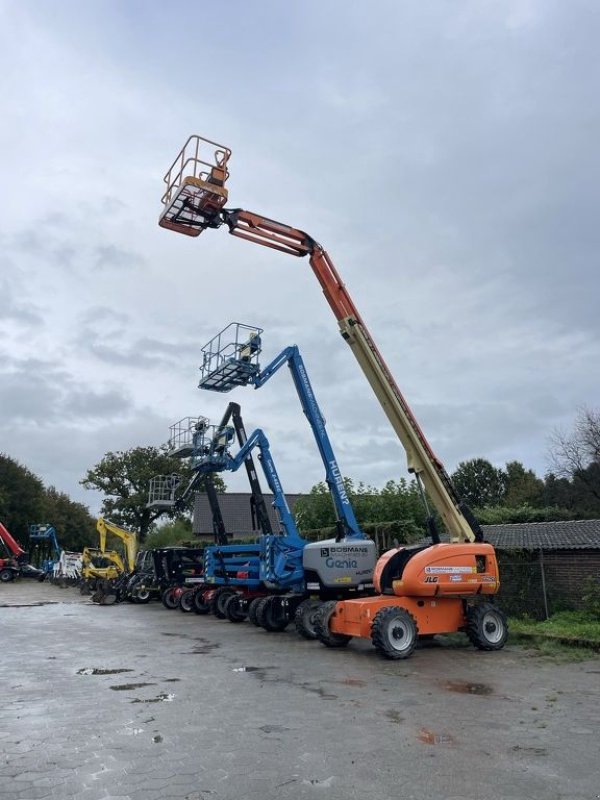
[451,458,506,508]
[542,472,576,510]
[81,445,225,542]
[294,476,427,531]
[0,454,47,542]
[41,487,96,551]
[294,480,342,530]
[503,461,544,507]
[477,505,573,525]
[144,518,194,549]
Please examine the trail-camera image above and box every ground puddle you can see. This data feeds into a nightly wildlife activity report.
[418,728,455,745]
[77,668,134,675]
[131,693,175,704]
[110,682,156,691]
[443,680,493,695]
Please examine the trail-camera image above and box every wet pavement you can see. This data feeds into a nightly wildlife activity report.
[1,581,599,800]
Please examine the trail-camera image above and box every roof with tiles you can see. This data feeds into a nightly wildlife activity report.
[193,492,304,536]
[482,519,600,550]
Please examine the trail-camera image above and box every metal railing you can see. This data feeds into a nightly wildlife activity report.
[161,134,231,207]
[168,416,209,458]
[199,322,263,392]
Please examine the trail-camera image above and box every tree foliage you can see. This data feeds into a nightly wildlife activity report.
[294,477,427,533]
[144,518,194,549]
[0,453,96,551]
[475,505,574,525]
[451,458,507,508]
[81,445,225,542]
[503,461,545,508]
[0,454,46,538]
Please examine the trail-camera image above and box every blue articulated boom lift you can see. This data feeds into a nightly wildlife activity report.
[28,524,62,579]
[198,325,377,638]
[147,401,276,616]
[190,417,308,629]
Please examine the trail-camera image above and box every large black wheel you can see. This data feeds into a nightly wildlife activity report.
[0,568,15,582]
[294,598,322,640]
[212,587,236,619]
[259,596,289,632]
[224,593,247,623]
[247,596,264,626]
[314,600,352,648]
[371,606,418,660]
[193,587,211,615]
[133,586,151,603]
[466,603,508,651]
[130,578,151,603]
[179,588,195,613]
[161,587,179,610]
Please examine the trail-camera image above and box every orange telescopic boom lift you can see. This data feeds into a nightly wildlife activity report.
[157,135,508,659]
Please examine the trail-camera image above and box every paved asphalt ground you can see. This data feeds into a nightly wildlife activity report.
[1,581,599,800]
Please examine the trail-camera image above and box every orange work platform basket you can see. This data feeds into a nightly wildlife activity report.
[159,135,231,236]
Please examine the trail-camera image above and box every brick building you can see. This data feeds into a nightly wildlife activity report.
[482,519,600,617]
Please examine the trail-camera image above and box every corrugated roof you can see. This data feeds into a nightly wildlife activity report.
[193,492,304,537]
[482,519,600,550]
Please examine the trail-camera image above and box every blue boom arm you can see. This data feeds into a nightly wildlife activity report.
[251,346,364,540]
[196,427,305,590]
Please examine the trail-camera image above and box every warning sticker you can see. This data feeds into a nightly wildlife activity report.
[425,566,475,574]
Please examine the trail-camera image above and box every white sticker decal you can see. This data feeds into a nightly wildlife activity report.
[425,565,474,574]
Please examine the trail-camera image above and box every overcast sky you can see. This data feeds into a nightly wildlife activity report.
[1,0,599,515]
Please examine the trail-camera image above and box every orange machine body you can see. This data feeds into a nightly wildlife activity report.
[329,542,500,639]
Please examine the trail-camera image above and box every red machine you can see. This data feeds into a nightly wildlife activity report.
[0,521,47,582]
[0,521,26,581]
[157,136,508,659]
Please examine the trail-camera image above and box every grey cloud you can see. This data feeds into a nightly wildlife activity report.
[79,306,130,326]
[64,389,131,419]
[94,244,144,272]
[85,336,202,370]
[0,281,42,325]
[0,357,132,426]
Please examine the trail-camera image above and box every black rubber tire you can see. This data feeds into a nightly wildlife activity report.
[131,580,151,603]
[247,596,264,626]
[371,606,418,660]
[314,600,352,648]
[259,596,289,632]
[161,587,179,610]
[212,587,236,619]
[193,587,211,615]
[254,596,271,628]
[294,598,322,640]
[0,568,15,582]
[179,589,195,613]
[224,593,246,623]
[466,603,508,651]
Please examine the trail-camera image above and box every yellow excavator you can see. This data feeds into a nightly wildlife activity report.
[81,518,138,605]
